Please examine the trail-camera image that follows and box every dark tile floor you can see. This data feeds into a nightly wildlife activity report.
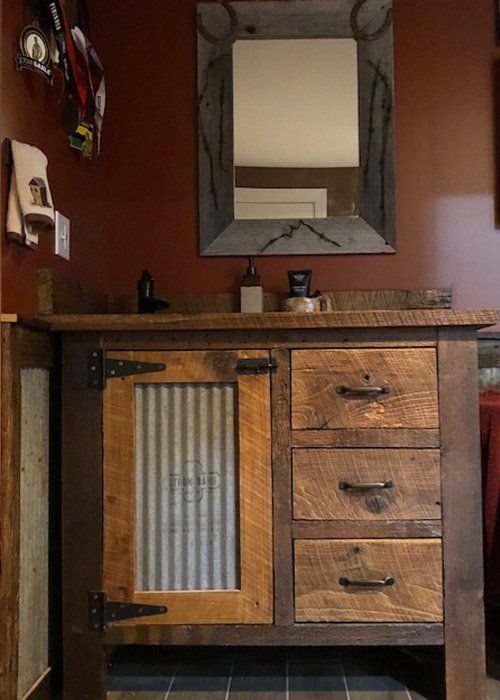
[107,646,478,699]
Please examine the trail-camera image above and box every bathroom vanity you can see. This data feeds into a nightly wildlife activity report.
[51,309,498,699]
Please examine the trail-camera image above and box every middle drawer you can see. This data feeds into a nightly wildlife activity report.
[293,449,442,521]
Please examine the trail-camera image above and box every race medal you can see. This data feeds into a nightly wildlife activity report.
[69,121,94,158]
[16,25,53,84]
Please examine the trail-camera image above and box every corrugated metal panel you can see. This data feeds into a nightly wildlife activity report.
[135,382,239,591]
[18,368,50,699]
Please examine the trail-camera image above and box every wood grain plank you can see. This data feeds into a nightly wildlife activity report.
[62,333,106,699]
[99,288,453,316]
[293,449,441,521]
[104,622,444,647]
[271,349,293,625]
[18,369,50,698]
[291,429,440,449]
[295,539,443,623]
[438,328,486,699]
[99,328,438,352]
[43,309,499,332]
[292,349,439,430]
[320,289,452,311]
[37,268,108,315]
[292,520,442,539]
[0,325,21,699]
[103,367,135,602]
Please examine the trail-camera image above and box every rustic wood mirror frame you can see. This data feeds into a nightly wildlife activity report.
[197,0,395,257]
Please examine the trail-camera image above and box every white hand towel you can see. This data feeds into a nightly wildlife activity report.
[7,140,55,249]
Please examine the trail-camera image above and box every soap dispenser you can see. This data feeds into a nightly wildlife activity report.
[137,270,170,314]
[240,257,263,313]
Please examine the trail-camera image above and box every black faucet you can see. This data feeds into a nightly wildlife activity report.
[137,270,170,314]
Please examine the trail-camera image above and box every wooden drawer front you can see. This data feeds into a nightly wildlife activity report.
[291,349,439,429]
[293,449,441,521]
[294,539,443,623]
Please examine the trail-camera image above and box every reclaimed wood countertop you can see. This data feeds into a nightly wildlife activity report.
[42,309,499,332]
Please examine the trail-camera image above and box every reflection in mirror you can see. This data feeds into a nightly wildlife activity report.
[233,38,359,220]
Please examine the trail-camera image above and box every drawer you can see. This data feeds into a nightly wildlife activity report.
[291,349,439,430]
[293,449,441,521]
[294,539,443,622]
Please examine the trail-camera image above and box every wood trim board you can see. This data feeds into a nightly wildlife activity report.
[0,325,21,699]
[42,309,499,332]
[438,328,486,699]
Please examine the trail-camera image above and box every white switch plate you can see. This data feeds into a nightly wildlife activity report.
[55,211,70,260]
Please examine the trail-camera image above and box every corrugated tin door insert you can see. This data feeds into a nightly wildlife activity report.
[103,350,273,625]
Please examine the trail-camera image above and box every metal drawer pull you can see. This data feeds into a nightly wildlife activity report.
[339,576,395,588]
[338,480,393,491]
[336,385,390,396]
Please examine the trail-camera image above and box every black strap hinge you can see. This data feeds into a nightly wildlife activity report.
[88,350,166,388]
[236,358,278,375]
[89,591,167,631]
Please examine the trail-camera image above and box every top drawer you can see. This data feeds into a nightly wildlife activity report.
[291,349,439,430]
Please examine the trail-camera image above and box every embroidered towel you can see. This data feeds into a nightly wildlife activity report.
[7,139,55,249]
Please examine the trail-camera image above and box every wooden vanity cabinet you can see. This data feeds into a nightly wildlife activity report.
[54,310,498,700]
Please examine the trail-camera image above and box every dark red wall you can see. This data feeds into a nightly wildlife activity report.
[2,0,500,316]
[1,0,102,316]
[94,0,500,309]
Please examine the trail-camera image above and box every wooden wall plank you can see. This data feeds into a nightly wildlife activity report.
[37,268,108,316]
[18,369,50,698]
[0,325,21,699]
[438,328,487,699]
[133,289,451,314]
[320,288,451,311]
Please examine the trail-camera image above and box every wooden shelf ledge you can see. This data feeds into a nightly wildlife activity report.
[42,309,499,332]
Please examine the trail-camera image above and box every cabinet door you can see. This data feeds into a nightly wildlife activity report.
[103,350,273,625]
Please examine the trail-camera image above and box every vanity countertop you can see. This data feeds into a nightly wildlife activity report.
[41,309,499,332]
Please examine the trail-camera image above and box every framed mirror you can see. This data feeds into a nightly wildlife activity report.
[197,0,394,256]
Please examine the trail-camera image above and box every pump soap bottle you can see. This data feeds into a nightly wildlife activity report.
[240,257,263,312]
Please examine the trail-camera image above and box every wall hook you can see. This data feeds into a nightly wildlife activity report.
[197,0,238,45]
[350,0,392,41]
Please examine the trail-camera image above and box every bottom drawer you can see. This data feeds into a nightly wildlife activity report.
[294,539,443,623]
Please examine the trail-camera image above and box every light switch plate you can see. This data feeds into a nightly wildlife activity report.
[55,211,70,260]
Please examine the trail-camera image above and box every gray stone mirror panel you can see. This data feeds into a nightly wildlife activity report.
[198,0,395,256]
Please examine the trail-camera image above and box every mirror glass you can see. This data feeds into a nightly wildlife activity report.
[233,38,359,220]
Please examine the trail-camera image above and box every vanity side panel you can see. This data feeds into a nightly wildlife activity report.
[438,327,486,700]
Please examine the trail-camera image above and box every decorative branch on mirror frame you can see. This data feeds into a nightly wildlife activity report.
[197,0,395,257]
